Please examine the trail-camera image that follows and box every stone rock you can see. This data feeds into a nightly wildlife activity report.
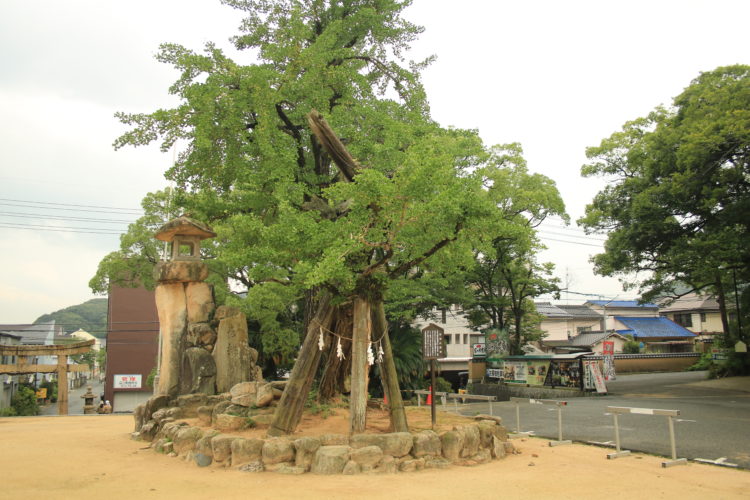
[159,422,186,442]
[144,394,170,422]
[424,457,452,469]
[231,438,264,466]
[230,381,259,407]
[151,408,170,423]
[491,436,506,459]
[197,406,213,426]
[186,282,214,324]
[207,394,230,405]
[440,430,464,461]
[262,438,294,465]
[311,446,350,475]
[175,393,208,414]
[155,283,188,397]
[211,435,236,463]
[275,464,306,475]
[320,434,349,446]
[477,422,496,448]
[472,448,492,464]
[174,427,203,454]
[255,384,275,408]
[294,437,321,471]
[249,414,274,426]
[213,305,238,322]
[272,387,283,399]
[211,400,233,425]
[194,453,213,467]
[412,430,441,457]
[166,407,183,419]
[179,347,217,395]
[455,425,480,458]
[214,312,255,393]
[398,458,425,472]
[223,404,249,417]
[134,403,146,432]
[474,414,503,425]
[351,446,383,467]
[269,380,287,390]
[154,261,208,283]
[252,365,264,382]
[373,455,397,474]
[215,414,247,432]
[504,441,516,455]
[342,461,361,475]
[239,461,264,473]
[195,434,215,457]
[187,323,217,349]
[350,433,412,458]
[140,421,158,442]
[493,425,509,442]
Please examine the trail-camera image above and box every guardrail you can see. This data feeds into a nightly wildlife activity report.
[605,406,687,467]
[447,393,497,416]
[510,397,571,446]
[413,390,449,408]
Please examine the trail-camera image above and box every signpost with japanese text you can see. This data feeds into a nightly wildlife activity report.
[421,324,446,428]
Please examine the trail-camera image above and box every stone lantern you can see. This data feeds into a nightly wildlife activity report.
[153,216,216,283]
[80,385,97,414]
[155,216,216,262]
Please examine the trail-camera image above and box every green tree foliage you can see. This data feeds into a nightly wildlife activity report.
[579,65,750,342]
[102,0,566,367]
[10,386,39,416]
[34,298,108,337]
[89,190,173,294]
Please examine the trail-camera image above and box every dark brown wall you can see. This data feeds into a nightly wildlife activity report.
[105,285,159,403]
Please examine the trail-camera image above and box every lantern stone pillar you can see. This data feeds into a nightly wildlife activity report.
[154,217,217,397]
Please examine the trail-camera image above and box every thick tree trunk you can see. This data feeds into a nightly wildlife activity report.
[319,306,353,401]
[372,300,409,432]
[269,293,335,436]
[349,297,371,434]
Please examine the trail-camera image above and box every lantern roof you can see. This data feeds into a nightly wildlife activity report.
[155,216,216,242]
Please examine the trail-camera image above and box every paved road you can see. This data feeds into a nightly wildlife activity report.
[40,379,105,416]
[452,371,750,469]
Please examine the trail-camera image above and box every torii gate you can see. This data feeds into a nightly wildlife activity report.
[0,339,94,415]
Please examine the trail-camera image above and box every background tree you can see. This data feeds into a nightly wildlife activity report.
[579,65,750,347]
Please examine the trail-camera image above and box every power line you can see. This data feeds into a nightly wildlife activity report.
[538,229,607,242]
[0,201,141,216]
[0,223,122,235]
[0,211,134,224]
[538,236,604,248]
[0,197,142,213]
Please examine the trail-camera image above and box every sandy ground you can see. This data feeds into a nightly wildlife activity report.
[1,409,748,500]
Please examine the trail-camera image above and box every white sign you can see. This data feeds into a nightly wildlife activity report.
[113,374,142,389]
[472,343,486,357]
[486,368,502,379]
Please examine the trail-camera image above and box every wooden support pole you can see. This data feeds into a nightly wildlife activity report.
[372,300,408,432]
[350,297,371,434]
[57,354,68,416]
[268,294,335,436]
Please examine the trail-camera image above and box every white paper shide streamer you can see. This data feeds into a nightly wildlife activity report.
[377,342,384,363]
[318,327,325,351]
[367,343,375,366]
[336,338,345,360]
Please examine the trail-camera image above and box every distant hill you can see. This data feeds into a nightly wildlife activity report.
[34,298,108,338]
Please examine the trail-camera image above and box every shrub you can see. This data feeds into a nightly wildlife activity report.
[11,386,40,416]
[622,341,640,354]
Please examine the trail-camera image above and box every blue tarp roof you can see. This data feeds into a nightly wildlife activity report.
[614,316,696,339]
[587,300,658,308]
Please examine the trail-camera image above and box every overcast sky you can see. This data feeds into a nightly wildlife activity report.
[1,0,748,324]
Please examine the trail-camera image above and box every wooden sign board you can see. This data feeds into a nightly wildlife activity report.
[422,323,446,360]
